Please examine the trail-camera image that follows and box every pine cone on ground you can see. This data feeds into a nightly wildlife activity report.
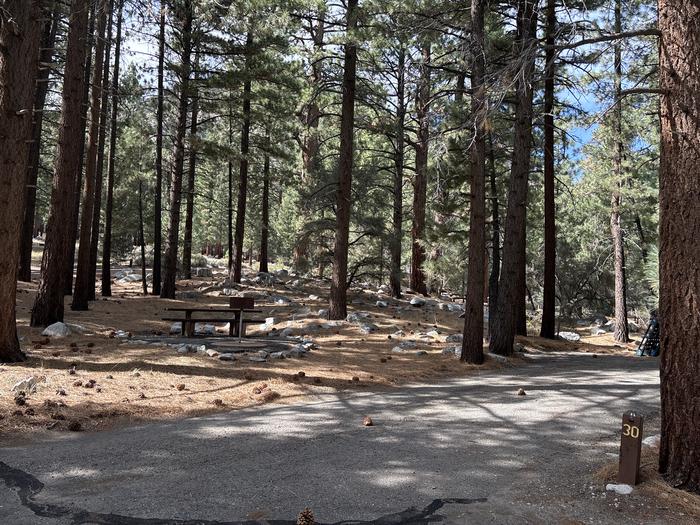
[297,507,315,525]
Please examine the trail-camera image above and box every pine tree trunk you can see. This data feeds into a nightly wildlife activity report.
[88,0,115,301]
[0,0,44,362]
[410,44,430,296]
[611,0,629,343]
[658,0,700,494]
[460,0,487,365]
[329,0,359,320]
[231,33,253,284]
[227,96,233,272]
[65,0,96,297]
[161,0,193,299]
[489,0,537,356]
[101,0,123,297]
[259,129,271,273]
[152,0,166,296]
[487,133,500,341]
[138,180,148,295]
[182,59,199,280]
[293,13,325,274]
[73,0,108,311]
[390,48,406,299]
[540,0,557,339]
[31,0,91,326]
[18,5,59,283]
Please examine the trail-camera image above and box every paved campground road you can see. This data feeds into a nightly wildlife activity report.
[2,352,677,524]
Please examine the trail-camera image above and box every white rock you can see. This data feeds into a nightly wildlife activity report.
[426,330,440,337]
[447,303,464,313]
[280,327,294,337]
[445,334,463,343]
[11,375,46,393]
[558,331,581,342]
[206,349,219,357]
[410,297,426,307]
[443,346,460,357]
[606,483,634,495]
[65,323,86,334]
[42,322,71,338]
[642,434,661,448]
[399,340,417,349]
[219,353,236,361]
[346,312,371,323]
[391,346,405,353]
[376,300,388,308]
[308,294,320,301]
[317,309,328,318]
[359,323,378,334]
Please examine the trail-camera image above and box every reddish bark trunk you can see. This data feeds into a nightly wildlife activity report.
[152,0,166,296]
[658,0,700,494]
[0,0,43,361]
[329,0,359,320]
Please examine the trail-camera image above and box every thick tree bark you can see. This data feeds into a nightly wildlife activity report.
[259,129,271,273]
[610,0,629,343]
[100,0,123,297]
[231,32,253,284]
[410,44,430,296]
[390,48,406,299]
[161,0,193,299]
[329,0,359,320]
[0,0,43,362]
[73,0,108,311]
[65,0,96,296]
[540,0,557,339]
[658,0,700,494]
[18,4,59,283]
[31,0,91,326]
[182,58,199,280]
[88,0,115,301]
[227,96,233,272]
[489,0,537,356]
[152,0,166,295]
[460,0,487,365]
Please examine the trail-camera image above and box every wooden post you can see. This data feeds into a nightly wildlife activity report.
[618,411,644,485]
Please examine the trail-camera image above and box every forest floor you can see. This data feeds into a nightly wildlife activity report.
[1,262,643,445]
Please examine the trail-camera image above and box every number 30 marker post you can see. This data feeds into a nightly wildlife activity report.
[618,411,644,485]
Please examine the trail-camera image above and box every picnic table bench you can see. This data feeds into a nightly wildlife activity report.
[163,298,263,340]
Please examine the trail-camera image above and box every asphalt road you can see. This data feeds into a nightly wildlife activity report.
[1,352,670,524]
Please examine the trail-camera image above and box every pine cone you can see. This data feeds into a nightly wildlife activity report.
[297,507,315,525]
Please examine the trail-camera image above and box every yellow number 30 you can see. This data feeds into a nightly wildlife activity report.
[623,424,640,438]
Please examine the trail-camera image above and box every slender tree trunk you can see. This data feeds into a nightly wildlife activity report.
[152,0,166,295]
[0,0,44,362]
[227,95,233,272]
[65,0,96,296]
[182,56,199,280]
[611,0,629,343]
[540,0,557,339]
[100,0,123,297]
[658,0,700,494]
[160,0,193,299]
[390,48,406,299]
[460,0,487,365]
[410,44,430,296]
[88,0,115,301]
[328,0,359,320]
[138,180,148,295]
[18,4,59,283]
[259,129,271,273]
[73,0,108,311]
[487,133,500,341]
[31,0,91,326]
[293,12,325,274]
[231,32,253,284]
[489,0,537,356]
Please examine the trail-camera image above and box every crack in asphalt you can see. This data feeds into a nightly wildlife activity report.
[0,461,486,524]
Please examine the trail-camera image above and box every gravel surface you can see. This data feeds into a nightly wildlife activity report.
[1,352,683,524]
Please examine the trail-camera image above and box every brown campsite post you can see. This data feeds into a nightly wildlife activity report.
[618,411,644,485]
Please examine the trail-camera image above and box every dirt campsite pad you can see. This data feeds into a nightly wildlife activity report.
[2,267,640,444]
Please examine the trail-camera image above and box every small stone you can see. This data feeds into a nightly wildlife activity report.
[352,376,359,382]
[176,384,186,391]
[56,388,67,396]
[73,381,83,387]
[68,367,76,375]
[213,399,224,406]
[298,371,306,377]
[138,393,146,399]
[517,388,526,396]
[105,375,113,379]
[362,416,374,426]
[606,483,634,495]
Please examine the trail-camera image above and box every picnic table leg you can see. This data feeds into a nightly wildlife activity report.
[238,312,244,342]
[229,314,237,337]
[184,311,193,337]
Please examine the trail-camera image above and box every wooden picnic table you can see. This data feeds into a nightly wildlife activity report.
[163,307,263,340]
